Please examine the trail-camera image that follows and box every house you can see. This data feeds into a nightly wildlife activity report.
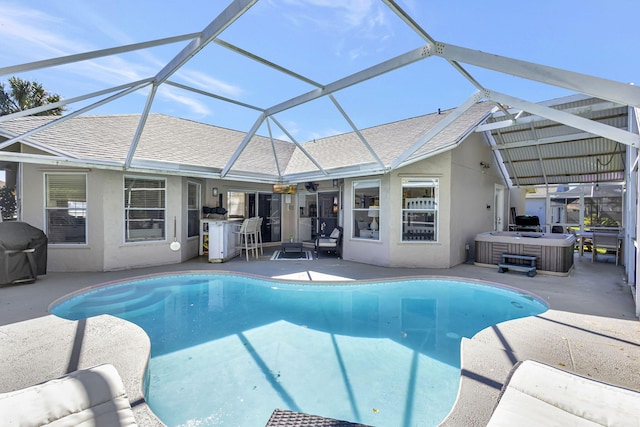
[0,100,511,271]
[0,1,638,317]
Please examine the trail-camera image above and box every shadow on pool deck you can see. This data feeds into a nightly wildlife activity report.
[0,249,638,426]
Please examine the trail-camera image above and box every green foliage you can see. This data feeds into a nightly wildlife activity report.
[0,76,65,116]
[0,186,16,220]
[583,213,619,227]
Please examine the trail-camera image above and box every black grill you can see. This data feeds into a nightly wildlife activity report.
[514,215,541,232]
[0,221,47,286]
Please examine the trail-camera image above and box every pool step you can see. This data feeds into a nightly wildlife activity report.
[72,290,172,319]
[498,253,537,277]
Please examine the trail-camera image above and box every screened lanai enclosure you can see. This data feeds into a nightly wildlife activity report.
[1,0,639,315]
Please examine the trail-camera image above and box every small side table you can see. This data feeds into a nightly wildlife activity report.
[281,242,303,253]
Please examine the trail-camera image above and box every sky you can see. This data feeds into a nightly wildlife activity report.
[1,0,639,144]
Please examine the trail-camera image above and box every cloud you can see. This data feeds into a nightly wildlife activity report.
[0,3,90,59]
[177,69,244,98]
[156,85,212,117]
[275,0,393,43]
[306,127,344,141]
[0,3,236,118]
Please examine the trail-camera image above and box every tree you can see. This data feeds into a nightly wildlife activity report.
[0,76,65,116]
[0,186,16,220]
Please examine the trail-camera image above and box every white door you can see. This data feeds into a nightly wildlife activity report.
[494,185,506,231]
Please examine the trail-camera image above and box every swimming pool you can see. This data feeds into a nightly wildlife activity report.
[51,273,547,427]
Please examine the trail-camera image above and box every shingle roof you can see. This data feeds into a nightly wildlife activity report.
[283,101,495,175]
[0,102,495,181]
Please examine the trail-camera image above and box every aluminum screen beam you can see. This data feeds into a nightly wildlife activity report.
[164,80,264,112]
[329,94,384,169]
[269,116,328,176]
[265,118,282,177]
[0,78,154,123]
[124,85,158,169]
[383,0,515,120]
[390,91,483,169]
[476,100,624,132]
[438,42,640,109]
[221,112,265,177]
[154,0,257,85]
[0,80,151,150]
[265,45,432,116]
[0,34,199,77]
[489,132,596,151]
[486,90,640,148]
[214,39,322,88]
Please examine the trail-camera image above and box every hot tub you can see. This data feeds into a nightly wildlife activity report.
[474,231,576,276]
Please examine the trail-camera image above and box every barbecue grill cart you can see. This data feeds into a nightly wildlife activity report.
[0,222,47,285]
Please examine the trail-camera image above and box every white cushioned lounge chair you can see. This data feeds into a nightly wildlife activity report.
[487,360,640,426]
[0,364,137,427]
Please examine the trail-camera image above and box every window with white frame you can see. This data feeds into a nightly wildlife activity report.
[401,178,438,241]
[352,179,380,239]
[124,176,166,242]
[45,173,87,244]
[187,181,201,238]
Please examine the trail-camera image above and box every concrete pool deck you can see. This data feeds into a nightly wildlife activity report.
[0,250,638,426]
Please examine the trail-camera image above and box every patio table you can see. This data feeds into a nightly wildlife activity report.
[281,242,303,253]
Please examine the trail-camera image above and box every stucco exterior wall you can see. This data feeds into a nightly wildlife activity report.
[102,172,185,271]
[341,155,453,268]
[341,133,507,269]
[16,132,506,272]
[20,166,192,272]
[389,155,453,268]
[450,132,505,265]
[21,163,105,272]
[342,174,392,267]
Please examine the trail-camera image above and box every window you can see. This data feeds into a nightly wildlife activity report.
[45,173,87,244]
[353,179,380,239]
[124,177,166,242]
[226,191,246,219]
[401,178,438,241]
[187,182,201,238]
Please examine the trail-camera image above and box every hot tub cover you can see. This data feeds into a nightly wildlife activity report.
[0,221,47,285]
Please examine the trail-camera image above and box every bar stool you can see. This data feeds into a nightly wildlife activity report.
[236,218,259,261]
[253,216,263,256]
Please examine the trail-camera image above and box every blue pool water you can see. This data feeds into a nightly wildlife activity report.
[51,273,547,427]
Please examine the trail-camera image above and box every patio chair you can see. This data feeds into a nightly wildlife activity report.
[487,360,639,426]
[235,218,259,261]
[315,226,342,259]
[0,363,137,426]
[592,232,621,265]
[253,216,264,255]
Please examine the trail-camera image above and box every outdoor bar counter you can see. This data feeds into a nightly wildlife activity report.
[474,231,576,276]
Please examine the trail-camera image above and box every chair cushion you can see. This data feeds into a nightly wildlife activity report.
[487,360,640,427]
[0,364,137,427]
[329,228,341,238]
[317,238,337,247]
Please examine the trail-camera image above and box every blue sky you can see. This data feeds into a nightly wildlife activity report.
[1,0,639,147]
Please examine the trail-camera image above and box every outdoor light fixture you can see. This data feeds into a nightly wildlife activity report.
[212,187,218,197]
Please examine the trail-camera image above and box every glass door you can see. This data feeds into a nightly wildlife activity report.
[258,192,281,243]
[315,191,339,237]
[298,192,316,243]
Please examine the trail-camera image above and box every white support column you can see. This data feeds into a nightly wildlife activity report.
[636,155,640,318]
